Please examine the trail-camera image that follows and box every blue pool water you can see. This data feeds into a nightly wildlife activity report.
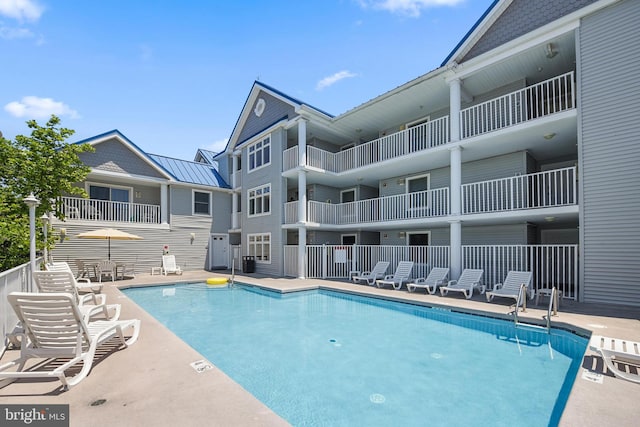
[123,283,587,427]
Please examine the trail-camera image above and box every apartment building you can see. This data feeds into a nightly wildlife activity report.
[219,0,640,306]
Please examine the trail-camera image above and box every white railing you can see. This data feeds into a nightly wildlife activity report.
[305,188,449,225]
[284,245,298,277]
[284,201,298,224]
[283,146,299,172]
[298,245,450,279]
[1,260,39,355]
[283,118,449,173]
[462,167,577,214]
[461,72,575,139]
[462,244,578,300]
[61,196,161,224]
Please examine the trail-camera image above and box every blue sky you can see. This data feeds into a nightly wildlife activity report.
[1,0,493,160]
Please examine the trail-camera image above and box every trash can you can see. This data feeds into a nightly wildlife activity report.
[242,256,256,273]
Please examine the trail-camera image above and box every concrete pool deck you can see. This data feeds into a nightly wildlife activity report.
[1,270,639,426]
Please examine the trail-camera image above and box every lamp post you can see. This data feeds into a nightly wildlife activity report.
[23,193,40,273]
[41,213,50,264]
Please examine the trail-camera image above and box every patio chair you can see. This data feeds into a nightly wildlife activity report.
[351,261,389,285]
[407,267,450,294]
[485,271,533,305]
[97,260,117,283]
[0,292,140,390]
[439,269,484,299]
[45,261,103,293]
[376,261,414,290]
[589,335,640,384]
[33,271,120,321]
[162,255,183,275]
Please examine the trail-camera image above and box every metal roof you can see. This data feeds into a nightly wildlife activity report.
[149,154,230,188]
[194,148,219,165]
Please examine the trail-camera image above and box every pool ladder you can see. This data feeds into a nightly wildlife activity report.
[229,260,236,288]
[513,284,558,334]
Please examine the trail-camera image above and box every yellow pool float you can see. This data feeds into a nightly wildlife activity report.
[206,277,228,286]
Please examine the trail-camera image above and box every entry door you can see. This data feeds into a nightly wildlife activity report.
[209,234,229,269]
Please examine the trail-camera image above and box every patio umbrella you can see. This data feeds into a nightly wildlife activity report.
[76,228,143,260]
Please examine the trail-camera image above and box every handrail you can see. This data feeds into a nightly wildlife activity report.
[513,283,528,326]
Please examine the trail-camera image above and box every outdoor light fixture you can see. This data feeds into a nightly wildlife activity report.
[544,133,556,140]
[190,233,196,243]
[545,43,557,58]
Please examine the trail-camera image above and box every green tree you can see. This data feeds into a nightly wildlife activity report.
[0,115,93,271]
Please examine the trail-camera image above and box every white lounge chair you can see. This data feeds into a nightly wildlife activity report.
[439,269,484,299]
[162,255,183,275]
[0,292,140,390]
[376,261,414,290]
[485,271,533,305]
[34,271,120,321]
[407,267,450,294]
[352,261,390,285]
[45,261,103,293]
[589,335,640,384]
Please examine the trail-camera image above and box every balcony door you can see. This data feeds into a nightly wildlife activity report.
[407,231,430,278]
[406,174,430,218]
[88,184,132,221]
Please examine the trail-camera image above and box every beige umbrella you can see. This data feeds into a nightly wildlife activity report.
[77,228,143,260]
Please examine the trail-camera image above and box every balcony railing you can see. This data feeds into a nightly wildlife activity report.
[233,170,242,188]
[301,188,449,225]
[60,196,161,224]
[284,201,298,224]
[460,72,575,139]
[283,117,450,173]
[462,167,577,214]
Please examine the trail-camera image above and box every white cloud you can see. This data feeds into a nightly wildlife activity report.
[358,0,464,17]
[4,96,80,119]
[0,25,33,39]
[0,0,44,22]
[203,138,229,154]
[316,70,358,91]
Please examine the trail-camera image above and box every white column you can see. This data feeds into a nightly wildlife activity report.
[298,227,306,279]
[449,78,461,143]
[450,146,462,215]
[231,192,238,229]
[297,118,308,279]
[23,193,40,273]
[298,119,307,167]
[450,220,462,280]
[160,184,168,224]
[232,154,238,188]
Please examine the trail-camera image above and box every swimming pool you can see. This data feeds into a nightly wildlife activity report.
[123,283,587,427]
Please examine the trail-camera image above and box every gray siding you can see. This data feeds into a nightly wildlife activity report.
[462,0,598,61]
[237,91,296,144]
[241,128,287,276]
[579,0,640,306]
[462,224,529,245]
[80,138,165,178]
[462,151,528,184]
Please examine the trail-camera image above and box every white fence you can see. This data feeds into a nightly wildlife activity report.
[462,244,578,300]
[1,260,39,355]
[461,72,575,139]
[462,167,577,214]
[284,244,578,300]
[61,196,161,224]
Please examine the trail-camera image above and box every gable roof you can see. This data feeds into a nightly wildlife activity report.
[194,148,219,165]
[149,154,230,189]
[224,80,334,155]
[73,130,174,180]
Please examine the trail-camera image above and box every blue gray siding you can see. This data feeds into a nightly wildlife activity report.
[579,0,640,306]
[79,138,166,178]
[237,91,296,145]
[462,0,598,61]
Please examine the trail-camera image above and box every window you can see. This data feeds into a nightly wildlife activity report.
[248,233,271,263]
[248,184,271,217]
[88,183,131,202]
[193,190,211,215]
[248,136,271,172]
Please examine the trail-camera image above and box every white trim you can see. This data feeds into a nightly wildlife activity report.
[406,115,431,128]
[340,188,356,203]
[405,173,431,193]
[406,230,431,246]
[85,181,133,202]
[87,169,171,184]
[247,135,271,173]
[247,232,272,264]
[247,183,271,217]
[192,189,212,216]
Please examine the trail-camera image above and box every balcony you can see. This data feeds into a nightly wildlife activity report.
[283,72,575,175]
[462,167,577,214]
[284,188,450,226]
[59,196,161,224]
